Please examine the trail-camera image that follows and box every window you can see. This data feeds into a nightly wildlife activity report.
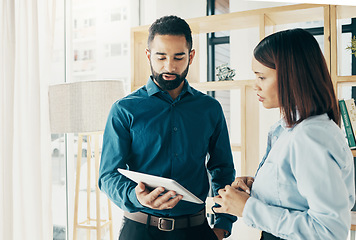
[206,0,231,226]
[110,43,121,56]
[343,18,356,98]
[207,0,230,84]
[51,1,133,239]
[105,42,128,57]
[82,49,94,60]
[110,7,128,22]
[111,12,121,21]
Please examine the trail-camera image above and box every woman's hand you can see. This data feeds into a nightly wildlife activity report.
[213,185,250,217]
[231,176,254,194]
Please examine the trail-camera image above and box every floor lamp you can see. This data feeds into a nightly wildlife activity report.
[49,80,126,240]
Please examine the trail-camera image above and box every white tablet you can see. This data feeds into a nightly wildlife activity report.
[117,168,204,204]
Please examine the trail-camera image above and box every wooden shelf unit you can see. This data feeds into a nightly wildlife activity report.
[352,149,356,158]
[131,4,356,176]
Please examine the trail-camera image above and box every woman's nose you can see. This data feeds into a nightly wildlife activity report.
[253,81,261,91]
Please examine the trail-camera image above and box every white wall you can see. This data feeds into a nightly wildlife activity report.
[139,0,206,25]
[231,0,292,11]
[229,2,289,239]
[253,0,356,5]
[230,0,287,163]
[135,0,208,84]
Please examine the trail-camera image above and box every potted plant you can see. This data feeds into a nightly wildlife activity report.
[346,35,356,57]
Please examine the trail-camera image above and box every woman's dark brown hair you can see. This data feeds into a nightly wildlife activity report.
[254,28,339,126]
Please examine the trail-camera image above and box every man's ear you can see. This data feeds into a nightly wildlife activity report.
[145,48,151,62]
[189,49,196,65]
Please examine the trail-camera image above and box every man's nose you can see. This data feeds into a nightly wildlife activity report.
[165,59,176,73]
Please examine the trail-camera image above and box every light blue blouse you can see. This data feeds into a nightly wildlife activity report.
[243,114,355,239]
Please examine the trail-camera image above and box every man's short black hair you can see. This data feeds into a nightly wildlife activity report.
[148,15,192,51]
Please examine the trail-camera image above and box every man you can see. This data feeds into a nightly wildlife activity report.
[99,15,236,240]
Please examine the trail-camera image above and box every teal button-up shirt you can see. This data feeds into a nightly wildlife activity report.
[99,77,236,232]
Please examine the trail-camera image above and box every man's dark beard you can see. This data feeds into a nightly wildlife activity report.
[151,63,189,91]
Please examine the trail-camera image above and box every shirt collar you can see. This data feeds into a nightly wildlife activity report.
[146,76,194,97]
[185,81,194,95]
[279,112,329,130]
[146,76,161,96]
[278,110,301,130]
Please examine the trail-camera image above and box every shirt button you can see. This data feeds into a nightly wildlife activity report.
[173,127,178,132]
[175,153,178,157]
[172,103,176,107]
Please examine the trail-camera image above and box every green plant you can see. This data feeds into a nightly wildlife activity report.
[346,35,356,57]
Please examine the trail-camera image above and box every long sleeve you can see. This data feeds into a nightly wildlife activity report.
[243,115,355,239]
[98,102,144,212]
[207,102,237,233]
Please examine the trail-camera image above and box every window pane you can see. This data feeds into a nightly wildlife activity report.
[51,0,66,239]
[70,0,131,89]
[215,43,230,76]
[51,0,134,239]
[68,0,132,239]
[52,134,66,240]
[338,18,353,76]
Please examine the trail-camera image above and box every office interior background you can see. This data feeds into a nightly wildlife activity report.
[1,0,356,239]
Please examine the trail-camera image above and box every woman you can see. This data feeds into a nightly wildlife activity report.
[213,28,355,240]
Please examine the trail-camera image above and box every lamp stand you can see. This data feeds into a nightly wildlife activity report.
[73,132,113,240]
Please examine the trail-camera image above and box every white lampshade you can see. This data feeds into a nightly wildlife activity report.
[49,80,126,133]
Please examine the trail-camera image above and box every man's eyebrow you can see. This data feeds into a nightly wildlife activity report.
[155,52,186,56]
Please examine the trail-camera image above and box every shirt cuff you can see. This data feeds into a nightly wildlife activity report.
[214,213,237,235]
[128,187,144,211]
[242,197,259,228]
[242,197,281,233]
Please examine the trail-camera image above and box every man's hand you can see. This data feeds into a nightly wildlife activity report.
[213,228,228,240]
[213,185,250,217]
[135,182,182,210]
[231,176,254,194]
